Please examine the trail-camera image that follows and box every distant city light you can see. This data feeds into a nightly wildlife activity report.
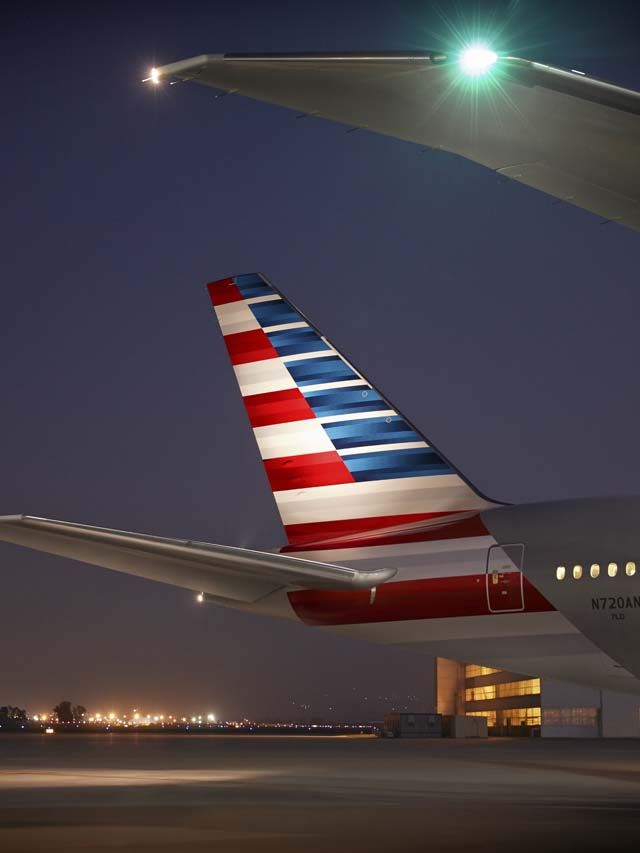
[20,710,373,735]
[459,45,498,77]
[25,706,362,733]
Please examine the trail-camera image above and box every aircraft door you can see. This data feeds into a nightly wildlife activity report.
[486,543,525,613]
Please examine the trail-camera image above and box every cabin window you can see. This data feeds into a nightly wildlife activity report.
[556,560,637,580]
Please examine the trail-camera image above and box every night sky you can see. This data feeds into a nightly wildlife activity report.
[2,1,640,721]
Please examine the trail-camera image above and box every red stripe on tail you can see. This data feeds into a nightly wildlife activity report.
[224,329,279,365]
[207,279,244,306]
[244,388,316,428]
[265,451,355,492]
[283,512,488,549]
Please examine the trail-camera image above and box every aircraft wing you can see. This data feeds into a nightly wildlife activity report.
[0,515,395,603]
[154,51,640,231]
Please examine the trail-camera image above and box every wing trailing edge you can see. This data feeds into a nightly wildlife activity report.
[153,51,640,231]
[0,515,396,602]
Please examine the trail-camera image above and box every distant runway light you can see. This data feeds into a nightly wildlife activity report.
[459,45,498,76]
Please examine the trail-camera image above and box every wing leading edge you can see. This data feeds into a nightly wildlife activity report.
[0,515,395,602]
[153,51,640,231]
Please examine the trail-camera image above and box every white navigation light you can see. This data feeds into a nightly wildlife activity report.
[459,45,498,76]
[142,67,162,85]
[196,592,204,603]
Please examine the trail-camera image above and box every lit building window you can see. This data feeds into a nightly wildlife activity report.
[573,565,583,580]
[497,678,540,698]
[466,685,496,701]
[502,678,537,698]
[590,564,600,579]
[556,566,566,580]
[626,562,636,577]
[608,562,618,578]
[464,665,499,678]
[465,678,541,703]
[542,707,598,727]
[499,707,541,727]
[468,707,541,728]
[467,710,497,727]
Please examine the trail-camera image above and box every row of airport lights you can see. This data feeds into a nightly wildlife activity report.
[32,710,217,726]
[30,712,373,730]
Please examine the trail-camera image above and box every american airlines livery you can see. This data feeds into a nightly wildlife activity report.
[2,49,640,694]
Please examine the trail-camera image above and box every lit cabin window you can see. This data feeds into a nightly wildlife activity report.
[626,562,636,577]
[590,564,600,579]
[573,565,583,580]
[608,562,618,578]
[556,566,566,580]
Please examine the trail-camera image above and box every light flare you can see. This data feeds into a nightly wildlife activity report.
[459,45,498,76]
[142,67,162,84]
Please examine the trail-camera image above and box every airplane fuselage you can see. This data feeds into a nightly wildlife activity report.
[248,496,640,695]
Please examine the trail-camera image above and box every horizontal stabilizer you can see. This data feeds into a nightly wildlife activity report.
[0,515,396,602]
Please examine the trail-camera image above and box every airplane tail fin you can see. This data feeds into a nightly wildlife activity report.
[207,273,498,548]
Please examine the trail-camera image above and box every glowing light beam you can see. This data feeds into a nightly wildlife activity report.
[142,67,162,84]
[459,45,498,77]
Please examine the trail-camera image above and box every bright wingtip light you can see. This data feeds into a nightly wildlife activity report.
[459,45,498,77]
[142,67,162,84]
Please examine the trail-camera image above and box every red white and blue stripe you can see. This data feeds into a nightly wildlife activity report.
[208,273,495,546]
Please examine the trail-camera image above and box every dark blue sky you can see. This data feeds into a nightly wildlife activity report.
[2,0,640,720]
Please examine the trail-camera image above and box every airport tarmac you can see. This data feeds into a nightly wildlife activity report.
[1,733,639,852]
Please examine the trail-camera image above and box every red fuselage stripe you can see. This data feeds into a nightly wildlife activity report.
[283,512,488,549]
[288,574,554,626]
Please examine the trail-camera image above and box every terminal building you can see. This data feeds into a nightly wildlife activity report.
[435,658,640,738]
